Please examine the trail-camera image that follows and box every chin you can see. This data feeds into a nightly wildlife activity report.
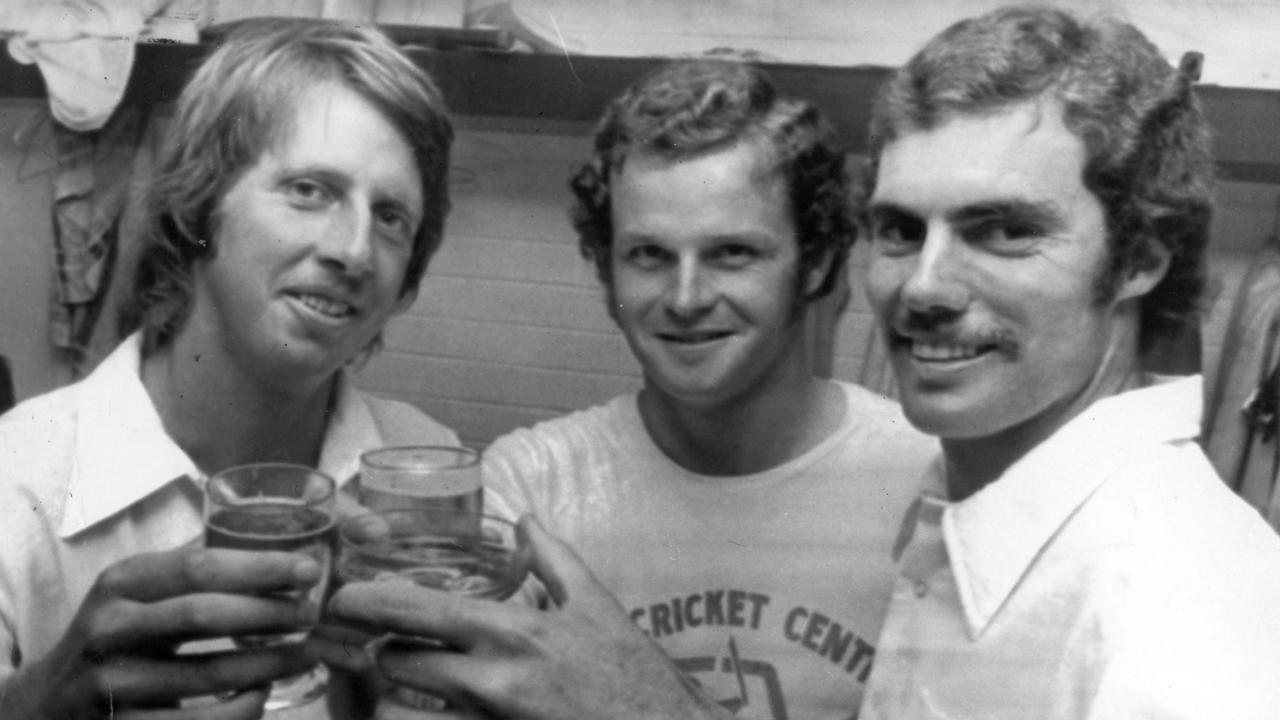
[269,343,348,379]
[648,374,735,408]
[898,398,983,440]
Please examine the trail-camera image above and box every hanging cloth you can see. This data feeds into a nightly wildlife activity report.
[49,104,147,373]
[4,0,144,132]
[1202,244,1280,528]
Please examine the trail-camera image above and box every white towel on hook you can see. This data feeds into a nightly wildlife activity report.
[4,0,150,132]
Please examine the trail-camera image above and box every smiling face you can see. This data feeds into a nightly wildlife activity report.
[865,102,1164,462]
[184,82,423,387]
[608,141,822,410]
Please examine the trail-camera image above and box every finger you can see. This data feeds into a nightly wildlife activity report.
[372,643,506,719]
[114,686,270,720]
[336,488,373,522]
[85,592,319,653]
[308,622,377,674]
[328,582,518,650]
[373,638,464,694]
[339,510,393,546]
[98,645,311,706]
[375,695,492,720]
[520,515,614,612]
[96,547,321,603]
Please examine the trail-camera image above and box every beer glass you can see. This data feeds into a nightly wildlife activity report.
[203,463,337,711]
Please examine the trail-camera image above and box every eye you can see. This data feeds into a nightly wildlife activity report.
[374,205,415,246]
[963,220,1042,255]
[285,178,332,207]
[870,215,925,256]
[707,243,759,268]
[620,243,672,270]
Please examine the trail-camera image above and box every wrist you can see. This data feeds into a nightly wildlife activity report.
[0,663,57,720]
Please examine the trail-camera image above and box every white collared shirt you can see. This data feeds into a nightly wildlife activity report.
[0,334,456,681]
[862,376,1280,720]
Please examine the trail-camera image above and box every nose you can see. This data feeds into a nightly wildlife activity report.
[666,256,715,319]
[900,228,970,317]
[317,207,375,278]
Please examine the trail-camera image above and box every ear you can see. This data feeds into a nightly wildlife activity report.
[393,286,418,315]
[1113,240,1171,303]
[803,246,839,299]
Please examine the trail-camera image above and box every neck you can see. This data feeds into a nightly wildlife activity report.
[942,324,1145,501]
[639,372,844,476]
[141,333,334,477]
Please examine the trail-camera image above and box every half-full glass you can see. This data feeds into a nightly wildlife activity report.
[203,463,337,711]
[336,508,531,711]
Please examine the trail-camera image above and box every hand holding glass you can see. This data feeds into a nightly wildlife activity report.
[203,463,337,711]
[336,508,531,711]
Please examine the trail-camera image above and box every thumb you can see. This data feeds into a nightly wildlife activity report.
[519,515,615,612]
[335,486,372,522]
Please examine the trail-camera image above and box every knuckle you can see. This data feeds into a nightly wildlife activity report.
[502,612,549,647]
[469,670,515,699]
[175,596,214,631]
[79,603,132,657]
[93,562,131,598]
[182,659,228,697]
[178,546,217,585]
[82,663,117,699]
[467,668,535,705]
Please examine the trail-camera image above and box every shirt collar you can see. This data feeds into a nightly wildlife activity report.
[61,335,385,538]
[315,373,382,487]
[938,375,1203,639]
[61,334,198,538]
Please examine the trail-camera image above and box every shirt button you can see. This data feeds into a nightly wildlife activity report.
[913,580,928,598]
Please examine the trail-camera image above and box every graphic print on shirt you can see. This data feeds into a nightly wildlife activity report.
[628,587,875,719]
[677,637,787,719]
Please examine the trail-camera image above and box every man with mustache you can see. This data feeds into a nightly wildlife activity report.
[328,59,935,719]
[0,19,457,719]
[857,6,1280,719]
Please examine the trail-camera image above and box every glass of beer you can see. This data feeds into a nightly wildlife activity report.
[336,507,531,711]
[203,463,337,711]
[358,446,482,528]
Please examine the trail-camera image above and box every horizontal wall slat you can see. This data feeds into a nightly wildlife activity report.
[447,192,576,242]
[355,353,641,414]
[428,234,599,287]
[361,392,568,448]
[383,315,638,375]
[405,276,617,333]
[446,130,587,243]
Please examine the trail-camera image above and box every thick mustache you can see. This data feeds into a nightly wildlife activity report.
[894,318,1021,358]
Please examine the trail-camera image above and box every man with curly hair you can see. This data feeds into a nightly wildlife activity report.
[857,6,1280,718]
[329,59,934,719]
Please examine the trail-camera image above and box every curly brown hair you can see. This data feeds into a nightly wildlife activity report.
[569,59,854,303]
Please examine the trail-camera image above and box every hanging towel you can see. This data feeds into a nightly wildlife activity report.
[4,1,148,132]
[1203,245,1280,527]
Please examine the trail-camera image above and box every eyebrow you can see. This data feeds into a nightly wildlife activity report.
[866,198,1064,228]
[948,199,1064,229]
[865,201,917,225]
[614,230,780,246]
